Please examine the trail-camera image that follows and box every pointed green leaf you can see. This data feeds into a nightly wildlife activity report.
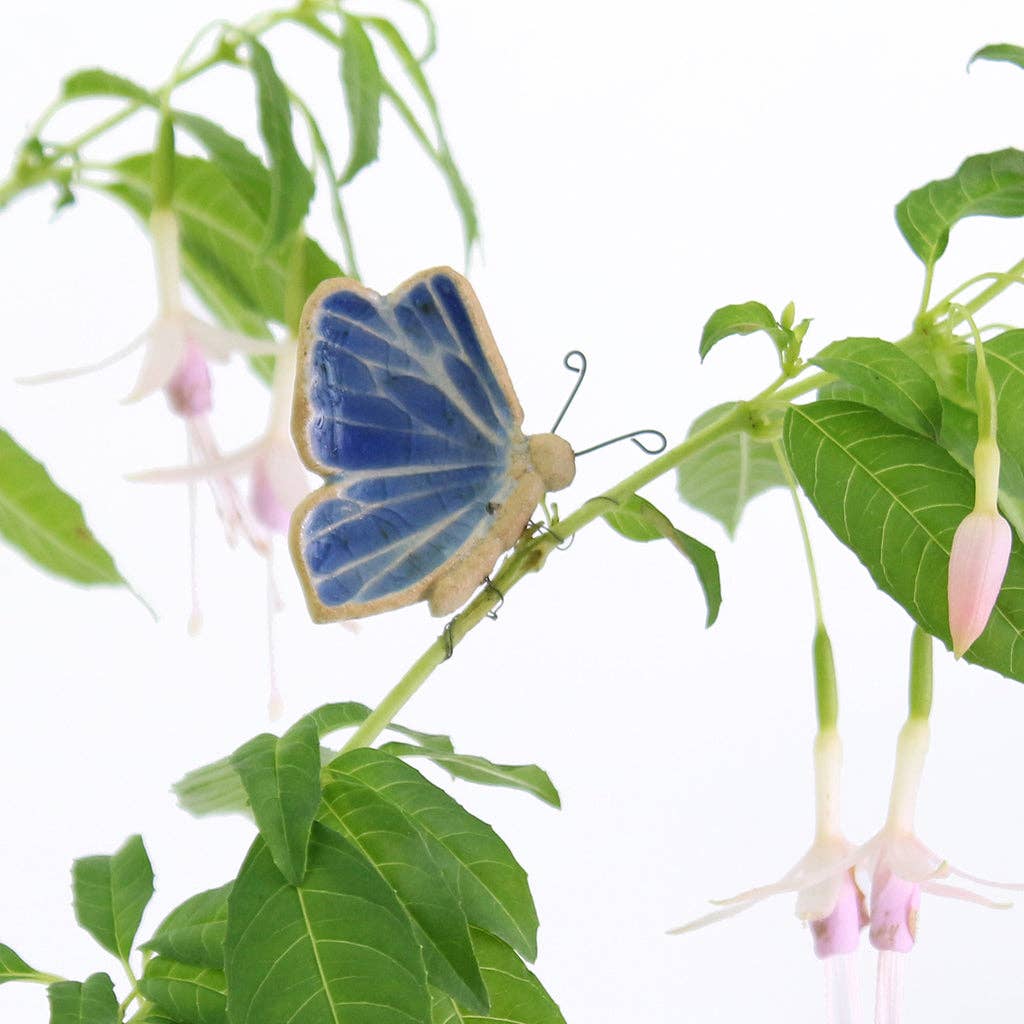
[305,701,373,737]
[242,36,314,247]
[430,930,565,1024]
[321,753,488,1012]
[225,824,430,1024]
[676,403,785,536]
[377,743,560,808]
[339,14,383,184]
[61,68,155,105]
[139,959,226,1024]
[0,430,126,587]
[46,973,118,1024]
[323,748,538,961]
[810,337,942,436]
[0,943,59,985]
[896,149,1024,268]
[142,884,230,970]
[230,717,321,885]
[784,400,1024,680]
[173,755,252,819]
[698,301,789,361]
[969,43,1024,72]
[72,835,154,960]
[602,493,721,626]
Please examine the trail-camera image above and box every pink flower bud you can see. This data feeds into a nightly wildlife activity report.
[810,869,867,959]
[947,509,1012,657]
[249,438,308,534]
[869,863,920,953]
[165,342,213,418]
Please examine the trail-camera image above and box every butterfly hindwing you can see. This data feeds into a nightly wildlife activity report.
[291,268,530,621]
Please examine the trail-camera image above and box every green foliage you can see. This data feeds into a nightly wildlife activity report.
[225,824,431,1024]
[0,943,56,985]
[139,958,227,1024]
[72,835,154,961]
[810,337,943,436]
[339,14,383,183]
[676,404,786,536]
[0,429,126,587]
[698,300,792,362]
[784,401,1024,680]
[142,884,231,970]
[46,973,119,1024]
[61,68,156,105]
[601,493,722,626]
[895,149,1024,268]
[430,930,566,1024]
[969,43,1024,72]
[230,718,322,885]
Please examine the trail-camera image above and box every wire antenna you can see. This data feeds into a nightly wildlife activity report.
[550,350,587,434]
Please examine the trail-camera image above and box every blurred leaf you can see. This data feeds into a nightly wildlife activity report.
[602,493,721,626]
[698,301,790,361]
[322,748,539,961]
[321,753,488,1011]
[430,930,565,1024]
[378,742,560,807]
[230,718,322,885]
[784,400,1024,680]
[969,43,1024,72]
[225,825,430,1024]
[338,14,383,184]
[139,958,226,1024]
[46,973,118,1024]
[896,149,1024,268]
[72,835,154,960]
[0,944,57,985]
[61,68,156,105]
[243,36,315,247]
[676,403,784,536]
[142,884,231,970]
[810,337,942,436]
[0,430,126,587]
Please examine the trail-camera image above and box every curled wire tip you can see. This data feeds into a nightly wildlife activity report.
[550,350,588,434]
[575,429,668,458]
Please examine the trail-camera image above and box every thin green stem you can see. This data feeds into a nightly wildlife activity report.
[944,255,1024,327]
[908,626,933,721]
[341,401,751,751]
[917,263,936,317]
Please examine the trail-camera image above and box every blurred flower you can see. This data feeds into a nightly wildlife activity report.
[947,508,1011,658]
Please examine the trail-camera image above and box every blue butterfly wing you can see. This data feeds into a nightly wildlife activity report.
[292,268,526,620]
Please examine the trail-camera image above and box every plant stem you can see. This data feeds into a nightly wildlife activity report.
[341,401,751,751]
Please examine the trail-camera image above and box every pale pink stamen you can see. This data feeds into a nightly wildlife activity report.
[874,950,905,1024]
[824,954,860,1024]
[947,509,1012,657]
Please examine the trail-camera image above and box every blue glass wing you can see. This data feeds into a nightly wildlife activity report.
[291,268,526,619]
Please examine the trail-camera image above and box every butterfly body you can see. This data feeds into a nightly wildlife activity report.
[290,267,574,622]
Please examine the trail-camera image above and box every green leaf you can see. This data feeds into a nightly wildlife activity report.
[230,718,321,885]
[366,16,478,254]
[173,755,252,818]
[969,43,1024,72]
[61,68,155,105]
[698,301,789,361]
[676,403,784,536]
[378,743,560,808]
[896,149,1024,268]
[339,14,383,184]
[46,973,118,1024]
[142,884,231,970]
[430,930,565,1024]
[305,701,373,736]
[322,748,538,961]
[0,430,126,587]
[140,959,226,1024]
[225,824,430,1024]
[809,337,942,436]
[321,753,488,1012]
[0,943,58,985]
[242,36,314,248]
[602,493,722,626]
[103,153,340,330]
[783,400,1024,680]
[72,835,154,960]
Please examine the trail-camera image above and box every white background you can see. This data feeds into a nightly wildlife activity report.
[3,1,1024,1021]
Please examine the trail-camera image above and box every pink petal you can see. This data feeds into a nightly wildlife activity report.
[810,870,867,959]
[249,438,309,534]
[869,864,920,953]
[948,509,1012,657]
[164,341,213,418]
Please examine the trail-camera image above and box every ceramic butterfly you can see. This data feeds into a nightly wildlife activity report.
[289,267,576,622]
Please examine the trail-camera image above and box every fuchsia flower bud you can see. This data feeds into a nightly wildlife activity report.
[868,863,921,953]
[250,437,309,534]
[164,342,213,418]
[811,869,868,959]
[947,509,1011,657]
